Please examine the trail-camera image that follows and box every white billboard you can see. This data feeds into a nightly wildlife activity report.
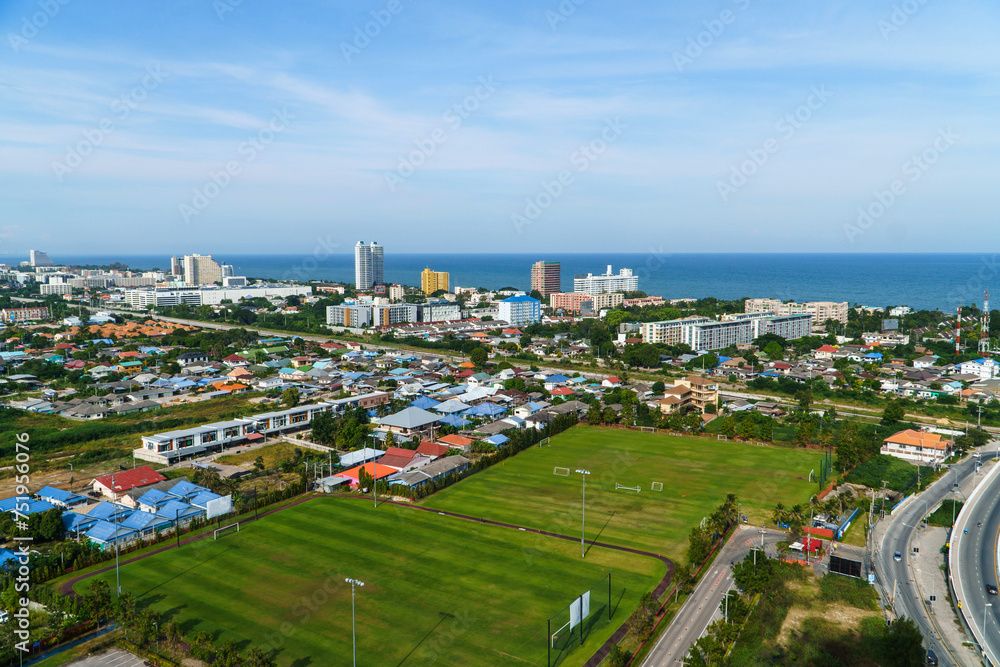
[206,494,233,520]
[569,591,591,630]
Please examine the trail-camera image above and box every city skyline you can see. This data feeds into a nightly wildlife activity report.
[4,2,999,255]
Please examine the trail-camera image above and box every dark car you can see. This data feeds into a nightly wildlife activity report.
[987,584,998,596]
[926,648,939,665]
[894,552,902,562]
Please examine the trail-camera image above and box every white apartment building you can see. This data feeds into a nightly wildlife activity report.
[372,303,418,327]
[388,284,405,301]
[573,266,638,294]
[641,313,811,351]
[640,317,710,345]
[498,295,541,326]
[182,254,223,286]
[744,298,849,324]
[124,285,311,309]
[355,241,384,290]
[327,304,373,327]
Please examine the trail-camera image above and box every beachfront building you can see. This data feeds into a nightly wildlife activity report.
[744,299,849,325]
[355,241,384,290]
[573,266,638,294]
[421,269,449,295]
[530,261,561,298]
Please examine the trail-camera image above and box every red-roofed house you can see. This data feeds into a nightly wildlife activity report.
[337,462,397,487]
[222,354,249,367]
[416,441,451,460]
[91,466,166,500]
[814,345,838,360]
[551,387,575,396]
[437,434,475,452]
[601,377,621,387]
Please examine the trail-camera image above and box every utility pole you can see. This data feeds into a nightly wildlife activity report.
[345,578,365,667]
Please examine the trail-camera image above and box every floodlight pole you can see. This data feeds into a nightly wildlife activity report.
[346,578,365,667]
[576,469,590,558]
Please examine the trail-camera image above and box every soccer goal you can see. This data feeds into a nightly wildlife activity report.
[717,434,728,441]
[651,482,663,492]
[615,482,641,493]
[214,522,240,540]
[539,437,550,447]
[553,467,570,477]
[639,426,656,433]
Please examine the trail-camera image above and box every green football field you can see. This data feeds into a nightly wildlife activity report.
[423,426,822,559]
[72,498,665,666]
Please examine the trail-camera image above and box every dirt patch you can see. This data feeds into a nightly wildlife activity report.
[778,601,878,646]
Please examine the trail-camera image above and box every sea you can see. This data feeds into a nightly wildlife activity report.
[54,253,1000,313]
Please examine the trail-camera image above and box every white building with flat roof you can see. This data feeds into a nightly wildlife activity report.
[573,266,637,294]
[355,241,384,290]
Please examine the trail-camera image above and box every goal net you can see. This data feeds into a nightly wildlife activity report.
[553,467,570,477]
[214,523,240,540]
[651,482,663,492]
[639,426,656,433]
[539,437,550,447]
[717,434,728,441]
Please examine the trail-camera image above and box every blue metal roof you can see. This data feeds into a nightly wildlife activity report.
[37,486,86,505]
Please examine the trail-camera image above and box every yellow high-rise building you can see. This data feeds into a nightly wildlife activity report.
[421,268,449,295]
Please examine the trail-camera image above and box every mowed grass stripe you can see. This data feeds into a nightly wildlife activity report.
[74,497,663,666]
[423,426,820,559]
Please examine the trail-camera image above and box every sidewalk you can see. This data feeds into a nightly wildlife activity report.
[909,525,980,667]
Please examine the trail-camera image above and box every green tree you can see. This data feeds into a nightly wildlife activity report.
[759,419,774,442]
[83,579,112,622]
[651,381,665,394]
[253,456,265,473]
[245,646,277,667]
[736,417,756,440]
[470,347,488,366]
[883,616,925,667]
[587,406,602,426]
[881,400,906,426]
[763,341,784,359]
[281,387,300,408]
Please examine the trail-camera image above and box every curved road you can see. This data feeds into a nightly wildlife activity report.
[952,458,1000,666]
[876,448,998,667]
[642,526,786,666]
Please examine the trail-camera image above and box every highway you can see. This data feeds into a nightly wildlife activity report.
[876,448,999,667]
[951,454,1000,666]
[642,526,785,666]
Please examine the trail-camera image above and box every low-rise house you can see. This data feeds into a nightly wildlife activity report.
[388,455,470,490]
[881,429,953,464]
[91,466,167,501]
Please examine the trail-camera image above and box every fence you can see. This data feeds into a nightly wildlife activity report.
[546,574,614,667]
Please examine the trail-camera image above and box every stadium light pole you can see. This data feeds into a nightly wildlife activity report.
[345,578,365,667]
[576,469,590,558]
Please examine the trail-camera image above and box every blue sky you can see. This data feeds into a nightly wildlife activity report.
[2,0,999,258]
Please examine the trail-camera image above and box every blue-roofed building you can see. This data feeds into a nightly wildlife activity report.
[167,479,210,501]
[0,497,57,516]
[120,510,173,536]
[411,396,441,410]
[438,414,471,428]
[37,486,88,509]
[466,403,506,418]
[545,374,571,384]
[85,521,138,549]
[134,488,175,513]
[87,501,133,522]
[481,434,509,447]
[189,491,224,510]
[156,500,204,524]
[63,511,99,536]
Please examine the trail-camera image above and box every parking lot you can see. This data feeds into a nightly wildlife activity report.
[66,647,147,667]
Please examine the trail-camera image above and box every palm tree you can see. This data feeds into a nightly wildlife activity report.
[772,502,786,526]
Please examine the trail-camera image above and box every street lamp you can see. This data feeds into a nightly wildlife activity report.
[576,469,590,558]
[345,578,365,667]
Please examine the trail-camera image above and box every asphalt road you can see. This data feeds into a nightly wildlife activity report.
[876,448,999,667]
[642,526,784,667]
[953,458,1000,665]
